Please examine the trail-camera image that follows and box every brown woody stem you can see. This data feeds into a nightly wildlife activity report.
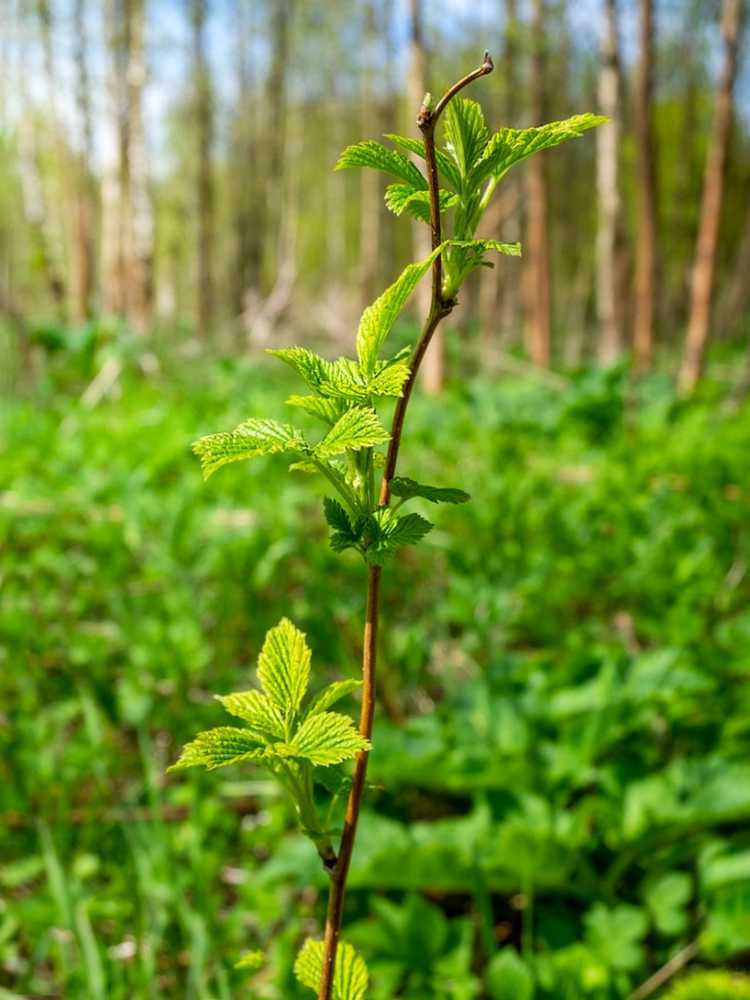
[317,54,493,1000]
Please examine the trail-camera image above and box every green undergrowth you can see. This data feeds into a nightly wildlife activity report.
[2,354,750,998]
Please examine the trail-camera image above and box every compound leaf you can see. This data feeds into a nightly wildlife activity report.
[335,139,426,190]
[267,347,332,391]
[167,727,268,772]
[315,407,389,459]
[217,690,286,742]
[306,679,363,718]
[257,618,311,712]
[443,97,490,178]
[193,419,306,479]
[391,476,471,504]
[286,394,344,426]
[473,113,607,186]
[385,133,462,191]
[294,939,369,1000]
[357,247,443,375]
[287,711,370,766]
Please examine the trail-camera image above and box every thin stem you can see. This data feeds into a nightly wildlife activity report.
[316,54,493,1000]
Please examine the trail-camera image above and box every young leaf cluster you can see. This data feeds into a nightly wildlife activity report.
[337,102,605,298]
[169,618,365,860]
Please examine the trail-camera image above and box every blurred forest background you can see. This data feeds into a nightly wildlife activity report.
[3,1,750,999]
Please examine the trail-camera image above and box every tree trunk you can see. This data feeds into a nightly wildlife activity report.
[679,0,742,394]
[124,0,152,332]
[523,0,551,368]
[633,0,657,371]
[72,0,96,322]
[596,0,623,364]
[101,0,128,316]
[265,0,293,293]
[192,0,214,333]
[359,0,382,308]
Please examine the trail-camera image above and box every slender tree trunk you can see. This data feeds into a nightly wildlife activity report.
[633,0,657,371]
[192,0,214,333]
[124,0,152,332]
[265,0,292,293]
[409,0,442,394]
[679,0,742,394]
[523,0,551,367]
[101,0,128,315]
[596,0,623,363]
[359,0,382,308]
[72,0,96,321]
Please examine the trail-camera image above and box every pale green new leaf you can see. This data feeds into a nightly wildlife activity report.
[369,362,410,397]
[443,98,490,178]
[193,420,306,479]
[318,358,371,401]
[384,133,462,191]
[473,113,607,185]
[356,246,443,375]
[306,679,362,717]
[335,139,426,190]
[217,690,286,741]
[257,617,311,712]
[315,407,389,459]
[384,183,458,223]
[294,939,369,1000]
[287,711,370,766]
[267,347,333,391]
[391,476,470,504]
[167,727,268,772]
[286,394,344,426]
[235,951,265,972]
[451,238,522,258]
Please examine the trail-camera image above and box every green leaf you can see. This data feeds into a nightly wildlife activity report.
[193,419,306,479]
[386,512,434,546]
[391,476,470,504]
[167,727,268,772]
[443,98,490,178]
[323,497,360,553]
[306,679,362,717]
[487,949,535,1000]
[286,711,370,766]
[286,394,344,426]
[335,139,426,190]
[473,113,607,186]
[385,183,458,223]
[315,407,389,459]
[267,347,333,391]
[385,133,462,191]
[234,950,265,972]
[318,358,371,401]
[452,238,522,258]
[257,618,311,712]
[216,690,286,742]
[356,246,443,375]
[369,362,410,397]
[294,939,369,1000]
[644,871,692,936]
[584,903,647,973]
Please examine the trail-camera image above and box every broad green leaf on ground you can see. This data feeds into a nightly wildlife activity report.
[167,727,268,771]
[584,903,647,972]
[216,690,286,742]
[257,617,311,712]
[443,98,490,177]
[385,132,463,190]
[335,139,426,190]
[314,407,389,459]
[267,347,333,390]
[473,113,607,186]
[391,476,471,504]
[193,419,306,479]
[306,679,363,717]
[644,871,692,936]
[294,938,369,1000]
[357,246,444,375]
[287,712,370,766]
[487,949,535,1000]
